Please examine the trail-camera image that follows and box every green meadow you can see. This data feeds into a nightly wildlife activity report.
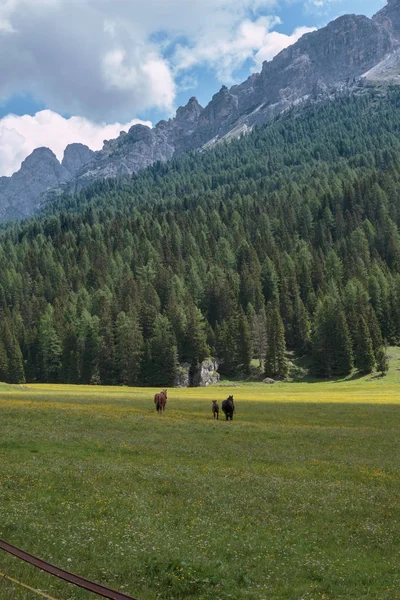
[1,351,400,600]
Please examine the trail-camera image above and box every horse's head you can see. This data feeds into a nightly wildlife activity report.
[163,389,168,399]
[212,400,218,405]
[228,395,234,402]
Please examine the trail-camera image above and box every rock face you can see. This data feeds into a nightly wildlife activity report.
[0,1,399,221]
[0,148,71,221]
[374,0,400,40]
[174,358,220,388]
[62,143,95,175]
[193,358,220,387]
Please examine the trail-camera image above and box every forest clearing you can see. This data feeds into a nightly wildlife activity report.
[1,350,400,599]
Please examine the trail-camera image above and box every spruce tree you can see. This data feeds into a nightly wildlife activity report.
[265,306,288,379]
[332,309,354,377]
[147,314,177,387]
[6,335,25,384]
[250,307,268,368]
[237,311,253,374]
[216,315,239,377]
[62,327,80,384]
[38,306,62,382]
[183,304,209,368]
[312,297,353,378]
[80,315,100,385]
[376,346,389,375]
[116,311,144,385]
[354,315,375,374]
[97,293,115,385]
[0,337,8,382]
[292,294,311,355]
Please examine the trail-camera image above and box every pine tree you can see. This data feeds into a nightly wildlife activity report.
[332,309,354,377]
[183,304,209,368]
[62,327,80,383]
[365,306,383,358]
[38,305,62,382]
[97,292,115,385]
[376,346,389,375]
[6,335,25,384]
[80,315,100,385]
[265,306,288,379]
[312,297,353,378]
[292,294,311,355]
[147,314,178,387]
[237,311,253,374]
[250,307,268,368]
[115,311,144,385]
[215,315,239,377]
[354,315,375,374]
[0,337,8,382]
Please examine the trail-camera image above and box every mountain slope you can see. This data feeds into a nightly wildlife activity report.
[2,88,400,384]
[0,0,399,221]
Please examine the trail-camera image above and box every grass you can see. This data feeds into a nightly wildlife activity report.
[1,350,400,599]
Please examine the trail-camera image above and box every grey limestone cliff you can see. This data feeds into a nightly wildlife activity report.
[62,143,95,175]
[0,148,71,221]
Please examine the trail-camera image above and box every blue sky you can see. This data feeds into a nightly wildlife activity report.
[0,0,386,176]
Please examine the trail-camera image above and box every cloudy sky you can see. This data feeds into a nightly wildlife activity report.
[0,0,385,176]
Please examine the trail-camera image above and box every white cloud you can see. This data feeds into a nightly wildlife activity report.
[173,17,316,83]
[0,0,310,121]
[252,26,317,70]
[0,110,151,177]
[0,0,318,176]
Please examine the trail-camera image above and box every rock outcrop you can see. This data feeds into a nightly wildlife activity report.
[0,1,399,221]
[374,0,400,41]
[62,143,95,175]
[174,358,220,388]
[0,148,71,221]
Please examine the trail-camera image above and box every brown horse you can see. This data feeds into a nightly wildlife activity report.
[154,389,167,413]
[212,400,219,420]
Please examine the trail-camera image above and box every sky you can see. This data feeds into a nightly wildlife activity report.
[0,0,385,177]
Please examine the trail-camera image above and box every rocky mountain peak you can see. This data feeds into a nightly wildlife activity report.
[203,86,239,122]
[126,123,153,144]
[0,146,71,221]
[175,96,204,124]
[21,147,58,169]
[374,0,400,40]
[1,0,400,222]
[62,143,94,175]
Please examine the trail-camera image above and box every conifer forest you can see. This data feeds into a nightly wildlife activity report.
[1,87,400,386]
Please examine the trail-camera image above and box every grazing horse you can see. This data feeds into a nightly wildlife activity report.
[212,400,219,420]
[222,395,235,421]
[154,389,167,413]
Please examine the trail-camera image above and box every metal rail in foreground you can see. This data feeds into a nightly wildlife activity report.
[0,538,139,600]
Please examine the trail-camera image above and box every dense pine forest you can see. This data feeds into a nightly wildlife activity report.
[1,86,400,385]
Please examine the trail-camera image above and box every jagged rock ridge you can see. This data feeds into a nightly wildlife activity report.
[0,0,399,221]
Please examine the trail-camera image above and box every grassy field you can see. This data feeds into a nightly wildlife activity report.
[1,351,400,599]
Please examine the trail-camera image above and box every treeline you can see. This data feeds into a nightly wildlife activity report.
[1,87,400,385]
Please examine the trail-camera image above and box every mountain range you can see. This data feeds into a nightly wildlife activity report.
[1,0,399,222]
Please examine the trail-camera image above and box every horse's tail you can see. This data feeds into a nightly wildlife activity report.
[154,394,158,404]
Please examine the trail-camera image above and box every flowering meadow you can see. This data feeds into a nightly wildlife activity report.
[1,351,400,599]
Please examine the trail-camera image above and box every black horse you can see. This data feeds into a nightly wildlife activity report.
[222,395,235,421]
